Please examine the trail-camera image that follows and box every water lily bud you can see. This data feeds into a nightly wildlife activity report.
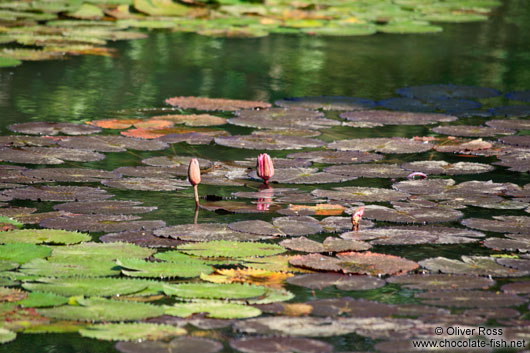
[188,158,201,186]
[351,206,364,231]
[257,153,274,184]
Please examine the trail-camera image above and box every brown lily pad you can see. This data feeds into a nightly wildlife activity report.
[324,163,410,178]
[101,178,188,191]
[154,223,272,242]
[432,125,515,137]
[341,110,457,125]
[40,214,165,233]
[402,160,493,175]
[419,256,529,277]
[286,273,385,291]
[53,201,156,215]
[229,337,333,353]
[415,290,527,308]
[141,156,212,169]
[228,108,338,130]
[434,138,493,153]
[286,150,383,164]
[309,297,396,318]
[165,96,271,111]
[387,274,495,290]
[8,122,101,136]
[280,236,371,253]
[312,186,408,203]
[320,216,375,233]
[499,135,530,148]
[274,96,376,111]
[483,237,530,252]
[328,137,433,154]
[100,230,183,248]
[2,186,112,201]
[392,178,455,194]
[362,204,463,224]
[23,168,119,183]
[248,167,356,184]
[116,337,222,353]
[214,135,325,150]
[228,217,322,237]
[57,135,169,152]
[113,166,185,179]
[158,131,228,145]
[462,216,530,233]
[487,119,530,131]
[0,135,60,147]
[0,147,105,164]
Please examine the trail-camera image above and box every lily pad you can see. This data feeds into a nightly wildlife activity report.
[505,90,530,102]
[0,57,21,68]
[101,177,188,191]
[22,277,152,297]
[486,119,530,130]
[117,258,213,278]
[19,258,119,277]
[37,297,165,322]
[434,137,493,153]
[113,166,184,179]
[57,135,169,152]
[53,200,156,215]
[402,160,493,175]
[392,178,455,194]
[397,84,501,100]
[228,108,338,130]
[141,155,212,169]
[483,237,530,252]
[115,337,222,353]
[229,337,333,353]
[275,96,376,111]
[328,137,433,153]
[163,282,266,300]
[324,163,409,178]
[286,150,383,164]
[387,274,495,290]
[177,240,286,258]
[312,186,408,202]
[154,224,271,241]
[165,96,271,111]
[0,243,51,264]
[309,297,396,318]
[320,216,374,233]
[214,134,324,150]
[248,167,355,184]
[415,290,527,308]
[0,287,27,302]
[432,124,515,137]
[341,110,457,125]
[378,97,481,114]
[0,147,105,164]
[40,214,165,233]
[280,236,371,253]
[166,301,261,319]
[79,323,186,341]
[363,204,463,224]
[149,114,227,127]
[489,105,530,117]
[419,256,529,277]
[286,273,385,291]
[8,122,101,135]
[228,217,322,237]
[462,216,530,233]
[0,229,90,245]
[501,281,530,294]
[23,168,119,183]
[50,242,154,261]
[496,258,530,272]
[2,185,112,201]
[100,230,182,248]
[16,291,68,308]
[0,328,16,344]
[499,135,530,148]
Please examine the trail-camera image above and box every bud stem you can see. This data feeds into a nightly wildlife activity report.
[193,184,199,208]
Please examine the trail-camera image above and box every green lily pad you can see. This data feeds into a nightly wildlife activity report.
[117,258,213,278]
[19,258,120,278]
[0,328,16,344]
[22,277,152,297]
[134,0,189,16]
[377,21,442,34]
[177,241,286,258]
[163,283,266,300]
[67,3,104,19]
[302,24,376,36]
[0,261,18,272]
[0,243,51,264]
[79,323,186,341]
[17,291,68,308]
[0,229,90,245]
[0,57,21,68]
[166,300,261,319]
[50,242,154,261]
[37,297,165,322]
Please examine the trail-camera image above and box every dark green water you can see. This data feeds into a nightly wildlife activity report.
[1,0,530,352]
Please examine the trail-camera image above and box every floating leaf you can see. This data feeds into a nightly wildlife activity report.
[17,291,68,308]
[275,96,376,111]
[100,230,181,248]
[150,114,226,126]
[40,214,165,233]
[37,297,165,322]
[141,155,212,169]
[324,163,409,178]
[0,328,16,344]
[3,185,112,202]
[165,96,270,111]
[462,216,530,233]
[19,258,119,278]
[341,110,456,125]
[419,256,529,277]
[312,186,408,202]
[286,273,385,291]
[0,229,90,245]
[501,281,530,294]
[0,57,21,68]
[0,243,51,264]
[115,337,223,353]
[8,122,100,136]
[0,287,27,302]
[23,167,119,183]
[402,160,493,175]
[22,277,151,297]
[57,135,169,152]
[280,236,371,253]
[282,204,345,216]
[0,147,105,164]
[415,290,527,308]
[163,282,266,300]
[166,300,261,319]
[79,323,186,341]
[87,118,141,129]
[328,137,433,154]
[200,268,293,288]
[102,177,188,191]
[483,236,530,252]
[286,150,383,164]
[50,242,154,262]
[387,274,495,290]
[53,200,156,215]
[432,124,515,137]
[177,240,286,258]
[228,108,338,130]
[117,258,213,278]
[215,134,324,150]
[377,21,442,33]
[154,224,271,241]
[230,337,333,353]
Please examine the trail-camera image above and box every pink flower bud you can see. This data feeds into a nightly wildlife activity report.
[257,153,274,183]
[353,207,364,219]
[351,206,364,231]
[407,171,428,180]
[188,158,201,186]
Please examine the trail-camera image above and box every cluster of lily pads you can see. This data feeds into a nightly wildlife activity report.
[1,83,530,351]
[0,0,503,67]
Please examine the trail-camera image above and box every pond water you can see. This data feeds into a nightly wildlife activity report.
[1,0,530,352]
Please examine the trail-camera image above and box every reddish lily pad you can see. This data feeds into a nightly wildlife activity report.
[286,150,383,164]
[486,119,530,131]
[340,110,457,125]
[101,178,188,191]
[402,160,493,175]
[432,125,515,137]
[87,119,142,129]
[312,186,408,203]
[57,135,169,152]
[324,163,409,178]
[53,201,156,215]
[40,214,166,233]
[165,96,271,111]
[0,147,105,164]
[494,149,530,172]
[23,168,119,182]
[154,223,272,242]
[0,136,60,147]
[150,114,227,127]
[496,258,530,272]
[100,230,183,248]
[286,273,385,290]
[328,137,433,154]
[419,256,529,277]
[462,216,530,233]
[415,290,527,308]
[309,297,396,318]
[116,337,223,353]
[434,138,493,153]
[2,185,112,201]
[280,236,371,253]
[214,135,324,150]
[387,274,495,290]
[229,337,333,353]
[274,96,376,111]
[228,108,338,130]
[499,135,530,148]
[483,237,530,252]
[8,122,101,136]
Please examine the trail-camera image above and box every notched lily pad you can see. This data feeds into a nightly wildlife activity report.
[483,236,530,252]
[177,240,286,258]
[23,277,151,297]
[165,96,271,111]
[402,160,493,175]
[166,301,261,319]
[229,337,333,353]
[501,281,530,294]
[17,291,68,308]
[341,110,457,125]
[324,163,409,178]
[141,155,212,169]
[100,230,182,248]
[419,256,529,277]
[79,323,186,341]
[486,119,530,131]
[312,186,408,202]
[0,229,90,245]
[0,243,51,264]
[215,134,325,150]
[286,273,385,291]
[117,258,213,279]
[387,274,495,290]
[248,167,355,184]
[50,242,154,262]
[0,147,105,164]
[8,122,101,136]
[150,114,227,127]
[328,137,433,154]
[164,283,266,300]
[228,108,338,130]
[432,125,515,137]
[275,96,376,111]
